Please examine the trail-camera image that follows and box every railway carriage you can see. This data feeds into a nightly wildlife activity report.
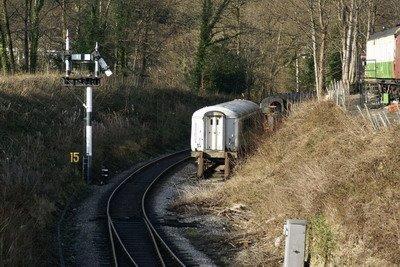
[364,26,400,105]
[191,99,263,178]
[260,92,315,114]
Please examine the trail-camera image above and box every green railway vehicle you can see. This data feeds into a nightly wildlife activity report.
[364,26,400,106]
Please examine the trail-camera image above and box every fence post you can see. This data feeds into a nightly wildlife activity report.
[396,107,400,123]
[364,104,377,131]
[335,81,339,106]
[383,112,391,126]
[356,105,366,120]
[342,80,346,110]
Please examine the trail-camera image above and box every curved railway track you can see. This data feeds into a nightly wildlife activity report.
[107,150,190,266]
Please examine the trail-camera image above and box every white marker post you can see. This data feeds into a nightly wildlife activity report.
[65,30,70,77]
[85,85,93,183]
[84,43,100,183]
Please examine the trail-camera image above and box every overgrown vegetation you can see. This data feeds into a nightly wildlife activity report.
[0,74,226,265]
[200,45,249,94]
[309,214,336,265]
[1,1,399,96]
[177,101,400,265]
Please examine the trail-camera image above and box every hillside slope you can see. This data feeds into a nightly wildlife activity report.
[179,101,400,265]
[0,75,226,265]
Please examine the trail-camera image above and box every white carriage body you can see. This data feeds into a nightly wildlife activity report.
[191,99,261,159]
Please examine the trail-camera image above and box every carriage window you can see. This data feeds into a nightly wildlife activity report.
[210,120,213,125]
[216,119,219,125]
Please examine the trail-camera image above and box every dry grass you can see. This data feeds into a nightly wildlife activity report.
[0,74,227,265]
[178,101,400,265]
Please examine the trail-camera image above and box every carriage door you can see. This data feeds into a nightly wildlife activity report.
[205,113,225,151]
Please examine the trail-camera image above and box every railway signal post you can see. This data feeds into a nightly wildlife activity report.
[62,30,112,183]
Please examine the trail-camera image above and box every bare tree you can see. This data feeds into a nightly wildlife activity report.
[340,0,364,91]
[1,0,15,73]
[307,0,330,99]
[0,19,10,74]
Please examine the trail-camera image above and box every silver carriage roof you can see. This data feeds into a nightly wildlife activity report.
[368,26,400,41]
[192,99,260,119]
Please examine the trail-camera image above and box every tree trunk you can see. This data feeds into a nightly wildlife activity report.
[2,0,14,73]
[268,26,282,95]
[340,0,347,82]
[317,31,326,98]
[317,0,327,98]
[23,0,30,72]
[295,55,300,92]
[0,21,10,74]
[194,0,231,94]
[344,0,355,91]
[195,0,213,93]
[29,0,44,73]
[309,2,320,99]
[366,0,376,41]
[29,31,39,73]
[234,0,242,55]
[138,28,149,88]
[114,1,128,75]
[349,10,358,85]
[61,0,67,37]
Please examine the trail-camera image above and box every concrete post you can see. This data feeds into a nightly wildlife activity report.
[284,219,307,267]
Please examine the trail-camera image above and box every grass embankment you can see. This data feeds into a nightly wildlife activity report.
[0,74,226,265]
[179,101,400,265]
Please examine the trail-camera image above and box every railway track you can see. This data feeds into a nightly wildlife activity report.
[107,150,190,266]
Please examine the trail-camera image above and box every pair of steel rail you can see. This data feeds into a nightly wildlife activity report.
[106,150,190,266]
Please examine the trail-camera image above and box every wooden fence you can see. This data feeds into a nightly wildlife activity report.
[326,80,348,110]
[326,80,400,131]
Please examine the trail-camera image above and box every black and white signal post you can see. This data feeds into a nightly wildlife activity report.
[62,30,112,183]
